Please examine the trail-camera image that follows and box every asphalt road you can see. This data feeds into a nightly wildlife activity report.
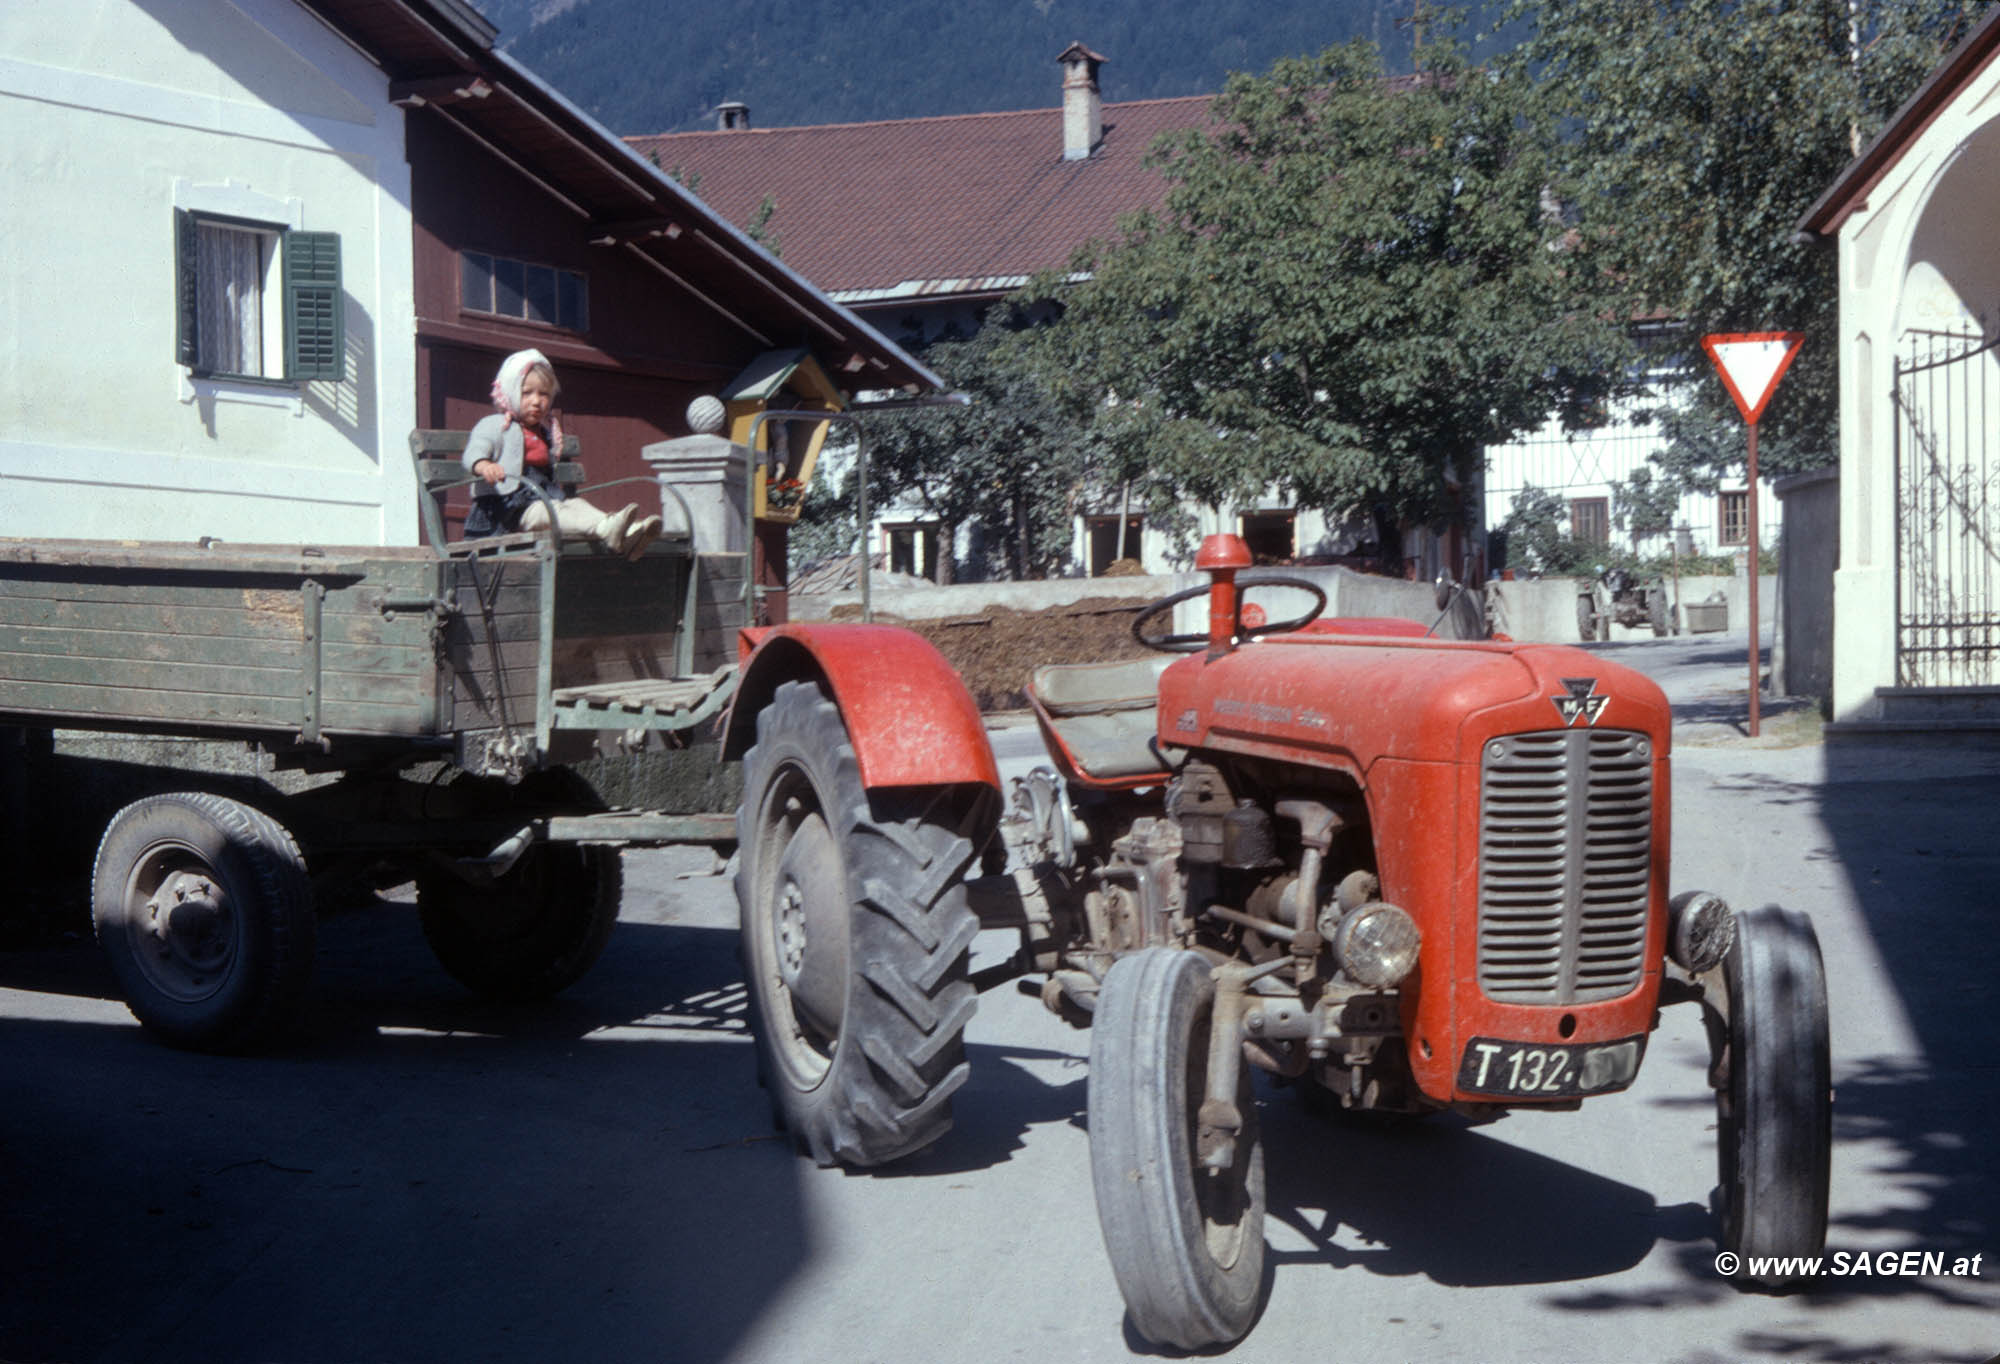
[3,627,1997,1363]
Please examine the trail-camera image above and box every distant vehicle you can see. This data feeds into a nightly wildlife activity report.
[1578,566,1677,640]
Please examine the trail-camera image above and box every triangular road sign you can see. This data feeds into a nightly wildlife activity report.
[1702,332,1804,425]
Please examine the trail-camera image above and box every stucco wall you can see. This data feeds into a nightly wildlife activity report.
[1830,44,2000,718]
[0,0,418,546]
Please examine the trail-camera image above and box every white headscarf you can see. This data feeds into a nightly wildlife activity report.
[490,348,561,452]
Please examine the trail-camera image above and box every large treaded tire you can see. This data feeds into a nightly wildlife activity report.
[92,792,316,1053]
[735,680,982,1168]
[1715,904,1832,1284]
[1089,948,1266,1350]
[416,844,622,1001]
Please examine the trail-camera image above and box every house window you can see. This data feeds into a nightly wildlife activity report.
[1719,490,1749,546]
[462,251,589,331]
[883,522,939,580]
[1240,510,1296,563]
[175,212,343,382]
[1088,514,1144,576]
[1569,497,1610,544]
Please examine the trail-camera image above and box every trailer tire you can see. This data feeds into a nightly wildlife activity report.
[736,680,981,1168]
[417,844,621,1002]
[92,792,315,1053]
[1715,905,1831,1285]
[1089,948,1266,1350]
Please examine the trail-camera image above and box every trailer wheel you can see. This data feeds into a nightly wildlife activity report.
[1714,905,1831,1284]
[1089,948,1265,1350]
[416,844,621,1001]
[736,680,981,1167]
[92,792,315,1052]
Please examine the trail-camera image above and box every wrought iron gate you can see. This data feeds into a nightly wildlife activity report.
[1893,325,2000,687]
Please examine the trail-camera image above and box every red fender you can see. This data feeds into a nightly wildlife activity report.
[723,623,1000,792]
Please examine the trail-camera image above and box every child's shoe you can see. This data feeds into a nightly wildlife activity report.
[622,514,664,562]
[593,503,638,552]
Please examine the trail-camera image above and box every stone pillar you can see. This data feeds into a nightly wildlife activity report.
[641,397,748,554]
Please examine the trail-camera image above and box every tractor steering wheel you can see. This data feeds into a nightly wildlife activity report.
[1130,573,1328,652]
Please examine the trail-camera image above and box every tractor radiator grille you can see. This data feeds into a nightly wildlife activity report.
[1477,729,1652,1004]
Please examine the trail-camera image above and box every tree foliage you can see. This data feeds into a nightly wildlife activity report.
[1503,0,1992,479]
[1021,26,1632,539]
[804,316,1100,581]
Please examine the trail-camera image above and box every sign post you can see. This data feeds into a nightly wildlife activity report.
[1700,332,1804,737]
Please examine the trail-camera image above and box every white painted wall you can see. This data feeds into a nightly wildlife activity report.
[1481,388,1782,563]
[1826,61,2000,718]
[0,0,419,546]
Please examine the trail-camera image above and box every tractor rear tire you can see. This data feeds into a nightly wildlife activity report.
[92,792,316,1053]
[736,680,982,1167]
[1649,588,1672,637]
[1714,905,1831,1284]
[1089,948,1266,1350]
[417,844,621,1001]
[1576,592,1600,643]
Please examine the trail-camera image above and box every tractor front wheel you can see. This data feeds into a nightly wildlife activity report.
[1089,948,1266,1350]
[736,680,982,1167]
[1713,904,1831,1284]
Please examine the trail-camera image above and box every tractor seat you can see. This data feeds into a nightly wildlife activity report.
[1027,656,1177,782]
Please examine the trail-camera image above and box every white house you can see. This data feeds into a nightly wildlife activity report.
[1481,384,1783,571]
[0,0,420,546]
[1798,7,2000,723]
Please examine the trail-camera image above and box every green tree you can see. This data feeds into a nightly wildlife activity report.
[832,316,1099,581]
[1503,0,1991,479]
[1610,465,1681,550]
[1501,483,1603,574]
[1022,26,1631,544]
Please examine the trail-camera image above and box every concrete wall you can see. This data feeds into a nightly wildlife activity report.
[801,566,1471,641]
[800,565,1780,647]
[1487,574,1773,645]
[1774,469,1839,704]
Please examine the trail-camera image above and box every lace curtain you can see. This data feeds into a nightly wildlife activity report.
[197,224,264,375]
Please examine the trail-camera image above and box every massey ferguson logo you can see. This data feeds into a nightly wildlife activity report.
[1552,677,1609,727]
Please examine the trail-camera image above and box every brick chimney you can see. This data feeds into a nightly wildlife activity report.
[1058,43,1105,161]
[716,101,750,131]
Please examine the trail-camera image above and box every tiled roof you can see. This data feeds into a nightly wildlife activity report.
[626,96,1216,300]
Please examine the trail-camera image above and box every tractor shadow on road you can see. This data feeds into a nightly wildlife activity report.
[1259,1102,1696,1287]
[0,906,813,1364]
[1527,747,2000,1361]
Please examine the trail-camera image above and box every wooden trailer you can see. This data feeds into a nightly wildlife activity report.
[0,435,749,1050]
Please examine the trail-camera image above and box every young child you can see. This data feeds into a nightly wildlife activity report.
[461,349,663,560]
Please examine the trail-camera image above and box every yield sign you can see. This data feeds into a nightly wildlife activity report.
[1702,332,1804,425]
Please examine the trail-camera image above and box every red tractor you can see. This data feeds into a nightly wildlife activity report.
[725,533,1830,1350]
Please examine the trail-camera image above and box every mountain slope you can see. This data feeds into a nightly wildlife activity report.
[473,0,1462,133]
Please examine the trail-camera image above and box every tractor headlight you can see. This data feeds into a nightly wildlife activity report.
[1334,901,1421,988]
[1667,890,1736,974]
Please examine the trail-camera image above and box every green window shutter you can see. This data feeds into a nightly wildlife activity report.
[174,209,200,368]
[283,230,343,381]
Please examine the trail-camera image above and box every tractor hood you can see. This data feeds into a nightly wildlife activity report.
[1154,632,1672,777]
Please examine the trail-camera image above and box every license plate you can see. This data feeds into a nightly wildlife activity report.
[1456,1035,1646,1098]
